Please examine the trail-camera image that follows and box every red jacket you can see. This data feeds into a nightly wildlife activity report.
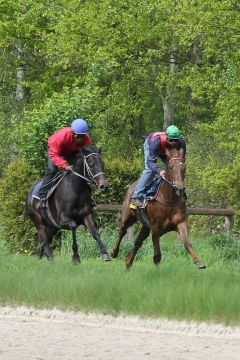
[48,127,92,169]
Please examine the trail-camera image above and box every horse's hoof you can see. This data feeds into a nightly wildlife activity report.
[101,253,111,261]
[72,257,80,264]
[110,250,118,258]
[126,261,132,269]
[195,261,207,269]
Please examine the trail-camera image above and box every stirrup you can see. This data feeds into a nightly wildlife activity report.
[130,197,145,209]
[38,198,47,209]
[130,203,137,210]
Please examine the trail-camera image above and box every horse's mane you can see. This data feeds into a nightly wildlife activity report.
[81,144,99,154]
[69,144,99,164]
[166,146,185,160]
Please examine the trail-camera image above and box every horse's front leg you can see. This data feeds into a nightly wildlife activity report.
[59,215,80,263]
[72,228,80,263]
[177,221,206,269]
[83,214,111,261]
[126,226,150,268]
[151,226,161,266]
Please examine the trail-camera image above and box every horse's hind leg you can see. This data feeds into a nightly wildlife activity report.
[126,226,150,268]
[83,214,111,261]
[111,209,137,258]
[37,225,53,261]
[177,221,206,269]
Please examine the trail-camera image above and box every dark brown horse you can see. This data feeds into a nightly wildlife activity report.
[26,145,110,262]
[111,146,206,269]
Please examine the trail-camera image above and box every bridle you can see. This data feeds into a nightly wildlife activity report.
[71,152,105,186]
[161,157,185,191]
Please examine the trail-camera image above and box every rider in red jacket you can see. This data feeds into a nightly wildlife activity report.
[38,118,92,208]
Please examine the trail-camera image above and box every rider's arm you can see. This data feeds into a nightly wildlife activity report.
[48,145,69,169]
[179,139,186,158]
[147,137,161,174]
[48,130,71,169]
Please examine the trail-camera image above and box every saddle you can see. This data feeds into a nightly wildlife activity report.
[134,177,163,228]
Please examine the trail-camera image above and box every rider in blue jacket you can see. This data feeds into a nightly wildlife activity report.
[130,125,186,208]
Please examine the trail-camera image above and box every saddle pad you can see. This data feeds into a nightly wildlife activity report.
[145,177,163,197]
[32,181,43,199]
[32,172,67,200]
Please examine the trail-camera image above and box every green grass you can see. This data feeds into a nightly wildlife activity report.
[0,229,240,326]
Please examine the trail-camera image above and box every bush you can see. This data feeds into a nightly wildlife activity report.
[0,158,38,253]
[0,154,143,252]
[92,156,142,227]
[209,232,240,261]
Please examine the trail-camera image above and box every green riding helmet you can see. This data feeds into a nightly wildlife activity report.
[166,125,181,139]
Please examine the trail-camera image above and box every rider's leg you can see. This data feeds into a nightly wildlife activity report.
[131,139,155,207]
[38,156,58,208]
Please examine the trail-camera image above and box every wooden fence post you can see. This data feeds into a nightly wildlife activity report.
[224,215,233,234]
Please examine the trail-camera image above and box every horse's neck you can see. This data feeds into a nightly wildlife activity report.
[159,178,173,201]
[67,175,91,203]
[70,162,87,190]
[155,174,174,205]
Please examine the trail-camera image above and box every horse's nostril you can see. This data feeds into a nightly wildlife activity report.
[99,184,108,192]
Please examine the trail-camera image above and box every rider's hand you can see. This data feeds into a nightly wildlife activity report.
[159,170,166,177]
[65,165,73,172]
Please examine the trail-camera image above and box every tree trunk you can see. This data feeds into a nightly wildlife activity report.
[15,45,25,117]
[161,52,176,131]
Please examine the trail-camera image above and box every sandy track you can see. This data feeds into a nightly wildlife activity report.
[0,307,240,360]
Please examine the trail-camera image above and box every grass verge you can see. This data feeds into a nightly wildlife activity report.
[0,230,240,326]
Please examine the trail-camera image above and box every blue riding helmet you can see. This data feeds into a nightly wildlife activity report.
[71,118,88,134]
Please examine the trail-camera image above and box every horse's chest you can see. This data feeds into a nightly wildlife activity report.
[71,202,91,217]
[156,205,186,226]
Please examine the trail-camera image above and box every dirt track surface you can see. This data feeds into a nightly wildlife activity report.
[0,307,240,360]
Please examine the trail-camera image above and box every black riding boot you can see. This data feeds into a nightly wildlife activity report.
[38,158,58,209]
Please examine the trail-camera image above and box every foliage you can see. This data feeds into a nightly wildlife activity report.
[16,86,105,173]
[209,232,240,262]
[0,158,38,252]
[0,0,240,247]
[93,156,143,228]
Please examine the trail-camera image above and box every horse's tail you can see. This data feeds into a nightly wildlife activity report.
[25,185,35,218]
[120,181,138,222]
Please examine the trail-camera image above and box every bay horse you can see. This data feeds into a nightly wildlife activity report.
[26,144,110,262]
[111,146,206,269]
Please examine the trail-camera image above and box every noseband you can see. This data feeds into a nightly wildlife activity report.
[71,152,105,186]
[84,152,105,183]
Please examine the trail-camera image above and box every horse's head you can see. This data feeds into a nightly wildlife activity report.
[75,145,108,192]
[165,148,186,198]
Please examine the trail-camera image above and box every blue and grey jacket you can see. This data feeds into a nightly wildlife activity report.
[146,132,186,174]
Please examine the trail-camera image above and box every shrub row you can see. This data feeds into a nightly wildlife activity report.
[0,156,142,252]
